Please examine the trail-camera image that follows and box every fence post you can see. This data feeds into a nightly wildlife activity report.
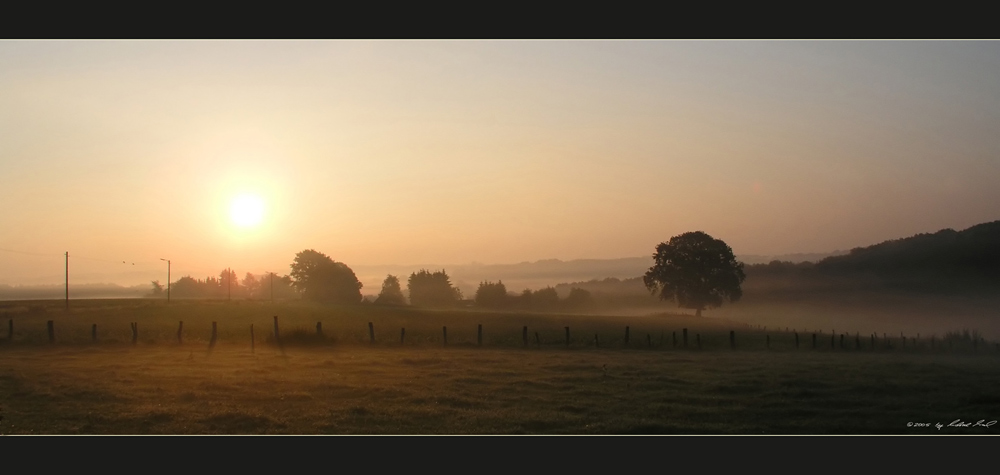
[47,320,54,344]
[594,333,599,348]
[565,327,570,347]
[368,322,374,344]
[131,322,137,345]
[478,324,482,346]
[209,322,217,349]
[92,324,97,342]
[178,321,184,344]
[273,316,280,344]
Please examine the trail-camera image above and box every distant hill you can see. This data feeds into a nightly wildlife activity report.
[745,220,1000,295]
[814,221,1000,277]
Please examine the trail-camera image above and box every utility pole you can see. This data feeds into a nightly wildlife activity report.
[160,259,171,303]
[270,271,274,301]
[65,251,69,311]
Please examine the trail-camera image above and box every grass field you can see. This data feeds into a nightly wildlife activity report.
[1,299,998,434]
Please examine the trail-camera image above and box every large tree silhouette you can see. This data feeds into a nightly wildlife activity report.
[643,231,745,317]
[289,249,362,304]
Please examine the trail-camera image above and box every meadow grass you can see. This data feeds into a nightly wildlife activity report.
[1,299,998,434]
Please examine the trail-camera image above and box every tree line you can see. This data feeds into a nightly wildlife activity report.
[150,231,749,319]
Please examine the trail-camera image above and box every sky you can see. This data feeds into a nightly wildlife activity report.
[2,40,1000,286]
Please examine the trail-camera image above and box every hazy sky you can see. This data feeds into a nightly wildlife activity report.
[3,40,1000,285]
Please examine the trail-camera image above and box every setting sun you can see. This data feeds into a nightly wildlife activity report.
[230,194,265,228]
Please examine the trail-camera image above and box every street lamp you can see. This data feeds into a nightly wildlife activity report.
[160,258,170,303]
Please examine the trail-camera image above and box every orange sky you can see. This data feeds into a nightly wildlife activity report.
[2,40,1000,286]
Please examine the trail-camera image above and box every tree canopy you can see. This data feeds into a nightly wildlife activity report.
[375,274,406,305]
[289,249,363,304]
[643,231,745,317]
[407,269,461,307]
[475,280,508,308]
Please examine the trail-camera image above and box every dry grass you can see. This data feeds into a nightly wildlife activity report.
[1,299,998,434]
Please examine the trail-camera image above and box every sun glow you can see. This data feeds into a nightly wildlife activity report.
[230,194,265,228]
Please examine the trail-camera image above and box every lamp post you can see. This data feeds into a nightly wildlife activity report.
[160,258,170,303]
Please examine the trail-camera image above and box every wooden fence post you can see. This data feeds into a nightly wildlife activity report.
[178,321,184,344]
[594,333,599,348]
[729,330,735,349]
[47,320,54,344]
[209,321,217,349]
[442,326,447,347]
[92,324,97,342]
[368,322,374,344]
[522,326,528,347]
[683,328,688,348]
[478,324,482,346]
[401,327,405,345]
[624,326,629,345]
[130,322,137,345]
[251,324,255,353]
[565,327,570,347]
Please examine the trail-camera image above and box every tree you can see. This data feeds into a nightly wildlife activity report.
[475,280,508,308]
[532,287,560,310]
[148,280,164,298]
[643,231,746,317]
[242,273,260,299]
[375,274,406,305]
[565,287,592,308]
[407,269,461,307]
[289,249,363,304]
